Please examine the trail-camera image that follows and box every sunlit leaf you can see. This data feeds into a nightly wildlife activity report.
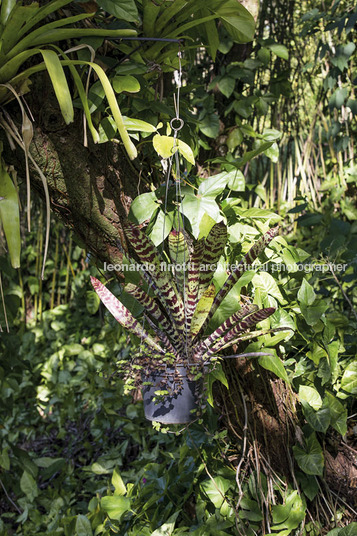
[100,495,131,521]
[0,160,21,268]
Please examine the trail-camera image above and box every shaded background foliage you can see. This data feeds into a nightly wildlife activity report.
[1,0,357,535]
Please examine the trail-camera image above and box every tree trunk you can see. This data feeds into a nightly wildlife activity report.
[216,359,357,509]
[4,81,140,269]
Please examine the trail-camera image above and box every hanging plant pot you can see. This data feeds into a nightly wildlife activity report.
[142,365,202,424]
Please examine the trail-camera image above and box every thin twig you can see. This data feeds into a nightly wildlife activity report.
[0,477,22,514]
[235,380,248,511]
[327,261,357,321]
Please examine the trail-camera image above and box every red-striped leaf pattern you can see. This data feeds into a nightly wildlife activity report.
[203,307,276,358]
[193,226,279,342]
[185,238,204,325]
[197,222,227,301]
[194,303,258,357]
[90,277,164,354]
[124,221,185,335]
[124,283,184,355]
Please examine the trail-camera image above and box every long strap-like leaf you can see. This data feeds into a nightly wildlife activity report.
[189,284,216,339]
[186,238,204,325]
[144,315,178,357]
[193,226,279,341]
[168,229,189,298]
[1,56,137,160]
[91,277,164,355]
[202,328,290,361]
[124,283,184,355]
[194,303,259,357]
[0,156,20,268]
[201,307,276,359]
[124,221,186,336]
[198,222,227,301]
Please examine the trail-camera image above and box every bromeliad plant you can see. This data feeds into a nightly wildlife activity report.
[91,220,285,373]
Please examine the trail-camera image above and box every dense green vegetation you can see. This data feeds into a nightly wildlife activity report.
[1,0,357,534]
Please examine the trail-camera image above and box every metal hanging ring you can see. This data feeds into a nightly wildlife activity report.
[170,117,184,131]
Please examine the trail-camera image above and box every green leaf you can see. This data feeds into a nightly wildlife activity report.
[292,433,324,476]
[339,523,357,536]
[264,141,279,162]
[252,272,286,304]
[20,471,39,502]
[96,0,139,22]
[0,0,16,25]
[0,448,10,471]
[86,291,101,315]
[298,278,316,306]
[227,170,245,191]
[300,302,328,326]
[301,400,330,433]
[75,515,93,536]
[341,362,357,394]
[151,512,179,536]
[129,192,159,224]
[100,495,131,521]
[181,192,221,237]
[258,353,289,382]
[112,468,126,496]
[215,0,255,43]
[271,491,299,524]
[177,139,195,165]
[123,116,156,132]
[297,472,319,501]
[190,285,216,338]
[113,75,141,94]
[324,392,347,435]
[149,210,174,246]
[200,476,231,508]
[198,171,229,197]
[227,128,243,152]
[329,87,348,109]
[268,43,289,60]
[298,385,322,410]
[262,128,282,141]
[0,161,21,268]
[40,49,74,124]
[218,76,235,98]
[199,113,220,138]
[153,135,195,164]
[271,491,305,532]
[91,462,111,474]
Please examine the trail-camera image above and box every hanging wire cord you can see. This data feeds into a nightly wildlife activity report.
[161,44,190,359]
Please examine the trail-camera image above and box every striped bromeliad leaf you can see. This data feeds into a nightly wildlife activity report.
[197,222,227,301]
[193,226,279,342]
[168,229,189,297]
[186,238,205,326]
[144,315,178,357]
[201,307,276,359]
[189,284,216,339]
[194,303,259,358]
[124,283,185,355]
[203,328,291,360]
[124,221,186,335]
[90,277,165,355]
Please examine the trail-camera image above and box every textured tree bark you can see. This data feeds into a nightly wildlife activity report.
[3,88,140,269]
[216,358,357,509]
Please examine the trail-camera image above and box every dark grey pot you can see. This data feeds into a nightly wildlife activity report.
[142,365,202,424]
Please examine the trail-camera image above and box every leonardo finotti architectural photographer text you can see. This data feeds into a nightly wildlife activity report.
[103,262,348,273]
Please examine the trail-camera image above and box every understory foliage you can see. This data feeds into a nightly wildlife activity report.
[1,0,357,535]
